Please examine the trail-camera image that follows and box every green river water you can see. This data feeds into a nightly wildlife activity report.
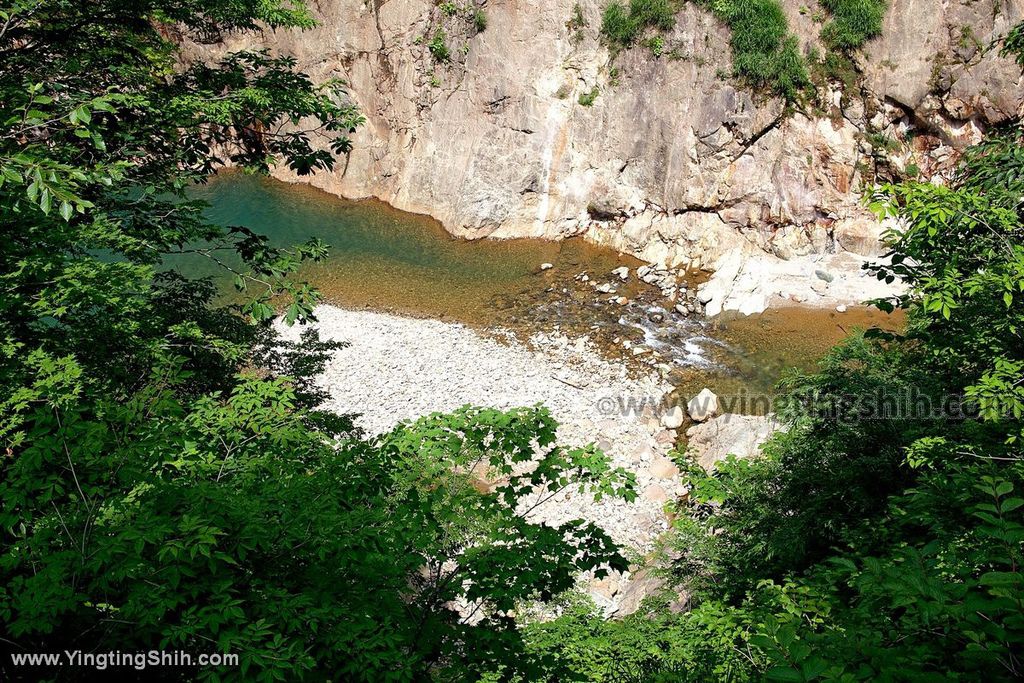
[181,171,900,404]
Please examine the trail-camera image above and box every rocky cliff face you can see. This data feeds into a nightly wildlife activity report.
[184,0,1023,311]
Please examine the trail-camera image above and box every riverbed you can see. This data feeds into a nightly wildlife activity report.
[194,171,901,614]
[185,171,901,403]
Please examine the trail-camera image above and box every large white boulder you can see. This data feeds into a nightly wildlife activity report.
[660,406,684,429]
[687,388,720,423]
[685,413,780,471]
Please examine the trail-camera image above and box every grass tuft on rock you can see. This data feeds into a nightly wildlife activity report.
[700,0,810,101]
[820,0,887,50]
[601,0,680,47]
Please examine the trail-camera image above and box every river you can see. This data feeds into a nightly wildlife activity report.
[182,171,900,406]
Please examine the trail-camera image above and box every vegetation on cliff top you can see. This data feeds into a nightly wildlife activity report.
[600,0,888,101]
[600,0,809,101]
[600,0,679,47]
[820,0,888,50]
[700,0,810,101]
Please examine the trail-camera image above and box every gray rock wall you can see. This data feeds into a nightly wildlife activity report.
[183,0,1024,273]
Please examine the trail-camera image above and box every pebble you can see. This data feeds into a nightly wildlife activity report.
[275,305,684,558]
[649,455,680,479]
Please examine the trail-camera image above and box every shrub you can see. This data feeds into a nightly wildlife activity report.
[567,2,588,43]
[631,0,677,31]
[820,0,887,50]
[578,86,600,105]
[428,28,450,62]
[601,1,637,45]
[473,8,487,31]
[601,0,679,48]
[705,0,810,100]
[813,49,860,90]
[865,130,900,153]
[646,34,666,56]
[1003,20,1024,67]
[568,2,587,29]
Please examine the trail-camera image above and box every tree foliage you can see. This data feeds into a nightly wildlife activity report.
[485,22,1024,683]
[0,1,635,680]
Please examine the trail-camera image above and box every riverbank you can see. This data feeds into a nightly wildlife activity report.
[194,172,903,401]
[275,306,687,564]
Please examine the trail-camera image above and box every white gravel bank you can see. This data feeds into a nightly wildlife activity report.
[276,305,687,608]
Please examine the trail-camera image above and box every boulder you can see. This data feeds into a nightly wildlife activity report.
[642,484,668,503]
[611,266,630,281]
[540,262,553,271]
[632,444,655,463]
[649,455,679,480]
[613,570,665,617]
[687,388,719,422]
[653,429,676,446]
[660,406,684,429]
[685,413,780,471]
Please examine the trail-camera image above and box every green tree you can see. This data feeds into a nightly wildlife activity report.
[0,1,635,680]
[662,25,1024,679]
[492,22,1024,683]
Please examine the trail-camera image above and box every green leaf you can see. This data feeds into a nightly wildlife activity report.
[766,667,805,682]
[979,572,1022,587]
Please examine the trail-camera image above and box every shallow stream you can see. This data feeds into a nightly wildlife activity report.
[184,172,900,407]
